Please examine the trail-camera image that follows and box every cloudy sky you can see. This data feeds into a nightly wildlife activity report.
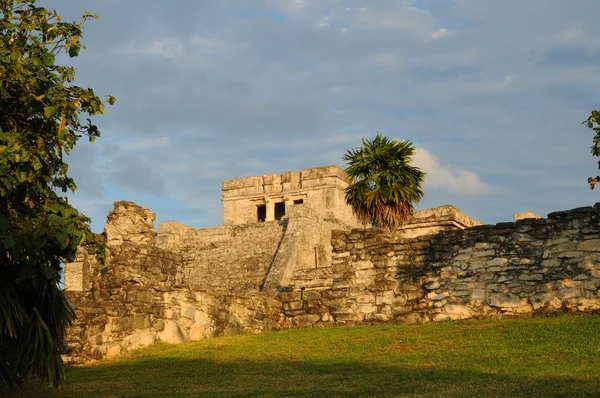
[42,0,600,232]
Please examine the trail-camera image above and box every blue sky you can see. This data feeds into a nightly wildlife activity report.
[41,0,600,232]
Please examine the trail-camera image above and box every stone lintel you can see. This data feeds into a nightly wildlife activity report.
[222,185,345,202]
[222,165,348,196]
[401,205,482,230]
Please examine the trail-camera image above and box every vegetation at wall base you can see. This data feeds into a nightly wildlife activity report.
[0,0,112,389]
[13,314,600,397]
[344,133,425,230]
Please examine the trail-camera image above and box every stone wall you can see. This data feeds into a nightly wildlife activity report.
[62,201,348,362]
[322,204,600,323]
[156,220,285,292]
[63,201,600,364]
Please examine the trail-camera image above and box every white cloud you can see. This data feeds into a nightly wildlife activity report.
[317,16,331,28]
[430,28,449,40]
[412,147,491,196]
[538,25,589,46]
[142,40,184,59]
[348,3,436,37]
[124,137,171,150]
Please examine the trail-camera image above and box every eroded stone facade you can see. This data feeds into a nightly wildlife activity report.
[222,165,360,227]
[62,166,600,364]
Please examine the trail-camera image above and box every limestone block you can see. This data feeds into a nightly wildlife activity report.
[109,315,150,332]
[518,274,543,281]
[537,262,559,273]
[487,258,508,266]
[545,237,571,247]
[432,313,463,322]
[427,291,449,301]
[372,290,393,304]
[557,288,581,300]
[533,292,561,308]
[354,260,374,270]
[557,251,584,259]
[444,304,473,318]
[513,212,541,221]
[357,304,378,314]
[357,294,376,304]
[105,201,157,246]
[181,303,196,320]
[578,239,600,251]
[451,290,470,297]
[454,254,472,261]
[487,293,525,308]
[321,313,333,322]
[189,312,217,340]
[64,262,84,292]
[104,344,122,358]
[468,260,487,270]
[583,279,600,291]
[479,273,495,281]
[122,331,157,352]
[474,250,496,258]
[159,320,189,344]
[366,313,390,322]
[425,280,441,290]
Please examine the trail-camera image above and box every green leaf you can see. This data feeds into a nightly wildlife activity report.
[15,168,27,183]
[68,44,80,58]
[54,232,69,250]
[46,214,63,226]
[44,106,58,119]
[1,236,15,249]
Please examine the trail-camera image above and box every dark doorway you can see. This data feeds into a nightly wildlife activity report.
[274,202,286,221]
[257,205,266,222]
[293,199,304,205]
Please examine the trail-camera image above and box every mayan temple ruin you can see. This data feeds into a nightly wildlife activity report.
[62,165,600,363]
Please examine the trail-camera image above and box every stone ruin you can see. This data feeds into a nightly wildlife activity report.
[62,165,600,363]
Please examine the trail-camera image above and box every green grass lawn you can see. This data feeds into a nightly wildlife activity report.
[13,314,600,397]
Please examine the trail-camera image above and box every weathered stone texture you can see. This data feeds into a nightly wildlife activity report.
[222,165,360,227]
[398,205,482,238]
[324,204,600,324]
[157,220,285,292]
[63,199,600,364]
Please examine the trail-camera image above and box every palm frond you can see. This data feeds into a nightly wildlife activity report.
[344,133,425,230]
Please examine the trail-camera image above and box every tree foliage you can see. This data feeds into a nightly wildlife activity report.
[0,0,112,389]
[584,110,600,189]
[343,133,425,230]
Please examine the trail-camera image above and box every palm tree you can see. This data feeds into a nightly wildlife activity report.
[343,133,425,230]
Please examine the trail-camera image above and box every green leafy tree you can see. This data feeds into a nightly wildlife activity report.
[0,0,113,389]
[584,110,600,189]
[344,133,425,230]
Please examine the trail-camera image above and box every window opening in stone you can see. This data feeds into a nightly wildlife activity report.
[257,205,266,222]
[293,199,304,205]
[274,202,286,221]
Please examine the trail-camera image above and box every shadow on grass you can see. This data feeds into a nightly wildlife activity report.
[13,355,600,398]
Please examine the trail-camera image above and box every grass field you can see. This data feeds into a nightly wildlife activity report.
[13,314,600,397]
